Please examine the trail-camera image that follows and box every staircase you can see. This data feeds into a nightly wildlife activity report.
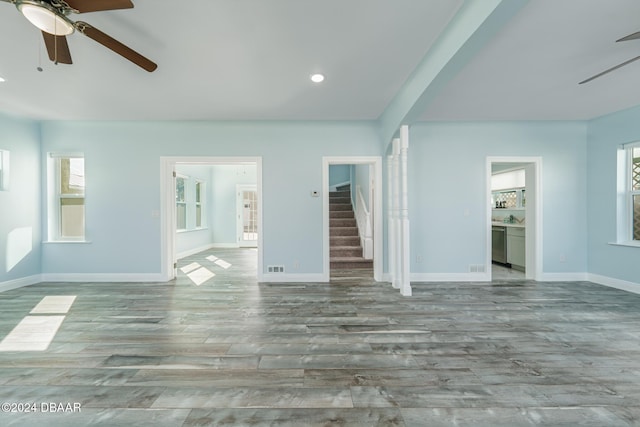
[330,185,373,271]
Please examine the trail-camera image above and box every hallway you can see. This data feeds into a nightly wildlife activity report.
[0,251,639,425]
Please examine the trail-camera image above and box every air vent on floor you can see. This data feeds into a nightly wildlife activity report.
[267,265,285,273]
[469,264,486,273]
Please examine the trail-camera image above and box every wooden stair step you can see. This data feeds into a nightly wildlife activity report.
[330,227,358,237]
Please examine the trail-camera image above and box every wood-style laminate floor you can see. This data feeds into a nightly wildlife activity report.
[1,248,640,426]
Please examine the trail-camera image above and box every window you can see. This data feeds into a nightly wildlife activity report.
[617,143,640,244]
[49,154,85,240]
[195,180,204,228]
[632,146,640,240]
[176,175,187,231]
[0,150,8,191]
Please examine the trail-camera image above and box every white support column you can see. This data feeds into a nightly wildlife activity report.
[399,125,412,296]
[391,139,402,290]
[386,154,396,286]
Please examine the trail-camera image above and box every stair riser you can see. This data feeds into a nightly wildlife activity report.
[329,204,352,211]
[330,228,358,237]
[331,236,360,246]
[330,219,357,227]
[331,248,363,257]
[330,211,354,219]
[329,197,351,204]
[330,260,373,270]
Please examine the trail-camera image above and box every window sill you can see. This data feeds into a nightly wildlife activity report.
[177,227,208,234]
[43,240,92,244]
[608,241,640,248]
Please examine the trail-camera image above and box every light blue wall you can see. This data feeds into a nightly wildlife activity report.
[408,121,588,275]
[210,164,257,244]
[0,115,42,284]
[328,165,350,187]
[587,105,640,284]
[39,121,380,276]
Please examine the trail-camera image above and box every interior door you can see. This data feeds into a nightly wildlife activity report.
[237,184,258,247]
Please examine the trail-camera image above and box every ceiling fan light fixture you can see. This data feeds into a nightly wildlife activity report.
[17,1,74,36]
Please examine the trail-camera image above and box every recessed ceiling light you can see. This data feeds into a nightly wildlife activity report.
[0,77,5,83]
[310,73,325,83]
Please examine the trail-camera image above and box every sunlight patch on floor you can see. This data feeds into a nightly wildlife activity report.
[0,315,65,351]
[180,262,201,274]
[187,267,215,286]
[214,259,232,269]
[30,295,77,314]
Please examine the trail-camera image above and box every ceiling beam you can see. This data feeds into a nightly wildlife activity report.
[378,0,529,150]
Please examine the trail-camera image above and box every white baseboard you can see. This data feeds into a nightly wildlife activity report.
[411,272,490,282]
[260,273,327,283]
[539,272,589,282]
[588,273,640,295]
[211,243,241,248]
[177,243,217,260]
[40,273,165,283]
[0,275,43,293]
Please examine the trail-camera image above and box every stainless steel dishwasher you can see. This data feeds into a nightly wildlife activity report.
[492,225,508,265]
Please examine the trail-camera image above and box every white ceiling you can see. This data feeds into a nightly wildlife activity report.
[422,0,640,121]
[1,0,640,123]
[0,0,461,120]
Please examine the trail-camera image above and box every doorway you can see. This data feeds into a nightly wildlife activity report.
[160,157,263,282]
[487,157,542,281]
[322,157,383,282]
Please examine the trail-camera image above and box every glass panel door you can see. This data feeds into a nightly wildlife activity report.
[237,185,258,247]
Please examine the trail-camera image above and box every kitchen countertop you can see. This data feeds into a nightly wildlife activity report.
[492,221,525,228]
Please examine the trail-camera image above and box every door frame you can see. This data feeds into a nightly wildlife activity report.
[237,184,258,247]
[160,156,263,282]
[322,156,383,282]
[486,156,542,281]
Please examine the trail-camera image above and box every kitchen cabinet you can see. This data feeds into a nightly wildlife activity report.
[507,227,525,271]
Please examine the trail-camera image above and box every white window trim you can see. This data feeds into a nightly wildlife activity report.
[0,150,9,191]
[46,153,87,242]
[613,142,640,247]
[195,180,205,229]
[175,174,188,232]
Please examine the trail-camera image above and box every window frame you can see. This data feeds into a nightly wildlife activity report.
[616,142,640,246]
[48,153,86,242]
[630,146,640,241]
[0,150,8,191]
[195,180,204,229]
[175,174,188,232]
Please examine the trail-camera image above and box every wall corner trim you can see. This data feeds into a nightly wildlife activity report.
[260,273,326,283]
[588,273,640,295]
[0,275,43,293]
[40,273,166,283]
[410,273,491,282]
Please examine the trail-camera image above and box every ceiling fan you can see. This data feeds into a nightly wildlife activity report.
[579,30,640,84]
[0,0,157,72]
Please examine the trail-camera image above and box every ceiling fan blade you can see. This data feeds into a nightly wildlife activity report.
[616,31,640,42]
[63,0,133,13]
[76,22,157,72]
[579,55,640,84]
[42,32,72,64]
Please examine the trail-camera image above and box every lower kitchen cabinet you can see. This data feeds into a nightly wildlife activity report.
[507,227,525,270]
